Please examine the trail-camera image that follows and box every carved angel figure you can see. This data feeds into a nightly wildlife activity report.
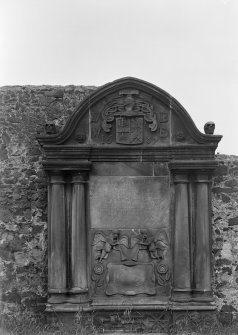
[138,230,150,247]
[93,231,120,262]
[149,231,169,261]
[93,233,112,263]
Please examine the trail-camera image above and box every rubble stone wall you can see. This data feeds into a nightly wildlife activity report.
[0,85,96,314]
[212,155,238,318]
[0,86,237,319]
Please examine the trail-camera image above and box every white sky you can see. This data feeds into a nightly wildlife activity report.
[0,0,237,155]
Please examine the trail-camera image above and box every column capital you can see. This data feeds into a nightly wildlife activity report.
[42,159,92,171]
[71,171,89,183]
[169,160,218,172]
[194,173,213,183]
[173,173,189,184]
[48,171,65,184]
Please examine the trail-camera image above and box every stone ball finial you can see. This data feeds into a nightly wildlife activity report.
[204,121,215,135]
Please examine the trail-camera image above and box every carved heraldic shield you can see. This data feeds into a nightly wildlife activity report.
[101,89,158,145]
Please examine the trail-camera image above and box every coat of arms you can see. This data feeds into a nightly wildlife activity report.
[101,90,158,145]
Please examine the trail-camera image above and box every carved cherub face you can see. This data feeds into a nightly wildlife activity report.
[204,121,215,135]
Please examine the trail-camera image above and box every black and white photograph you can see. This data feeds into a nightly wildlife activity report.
[0,0,237,334]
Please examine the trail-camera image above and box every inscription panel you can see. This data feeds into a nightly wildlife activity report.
[89,176,170,229]
[106,263,156,296]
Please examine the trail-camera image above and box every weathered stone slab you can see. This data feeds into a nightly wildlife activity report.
[89,176,170,229]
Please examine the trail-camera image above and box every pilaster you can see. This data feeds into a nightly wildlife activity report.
[69,172,89,302]
[48,171,67,302]
[172,173,191,301]
[193,173,213,301]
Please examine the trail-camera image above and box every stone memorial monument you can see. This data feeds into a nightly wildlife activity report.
[38,77,222,332]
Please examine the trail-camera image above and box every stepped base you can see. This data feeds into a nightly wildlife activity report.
[46,302,218,333]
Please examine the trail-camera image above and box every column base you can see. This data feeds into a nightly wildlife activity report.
[68,287,88,294]
[192,289,213,302]
[48,293,68,304]
[48,293,90,304]
[172,289,192,302]
[48,288,68,294]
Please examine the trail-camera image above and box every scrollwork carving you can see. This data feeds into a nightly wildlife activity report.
[101,92,157,134]
[90,90,171,145]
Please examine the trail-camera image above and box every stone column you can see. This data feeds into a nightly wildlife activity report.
[193,173,212,301]
[173,173,191,301]
[48,172,67,296]
[69,172,88,296]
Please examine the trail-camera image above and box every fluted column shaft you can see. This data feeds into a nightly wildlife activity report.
[70,172,88,294]
[48,172,67,293]
[173,173,191,301]
[193,173,212,300]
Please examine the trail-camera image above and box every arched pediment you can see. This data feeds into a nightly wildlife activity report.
[38,77,222,164]
[39,78,222,318]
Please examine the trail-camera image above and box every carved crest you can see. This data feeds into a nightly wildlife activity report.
[116,116,144,144]
[100,90,158,145]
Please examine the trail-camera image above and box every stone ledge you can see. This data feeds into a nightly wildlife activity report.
[46,302,217,313]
